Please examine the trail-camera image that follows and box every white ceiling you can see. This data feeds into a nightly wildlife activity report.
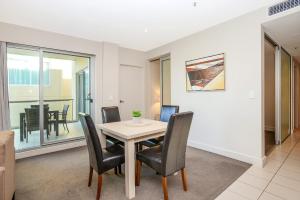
[0,0,281,51]
[263,11,300,62]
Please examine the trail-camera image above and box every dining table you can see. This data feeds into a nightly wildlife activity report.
[96,119,167,199]
[19,110,59,142]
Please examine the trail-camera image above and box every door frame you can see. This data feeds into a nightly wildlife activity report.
[160,56,171,106]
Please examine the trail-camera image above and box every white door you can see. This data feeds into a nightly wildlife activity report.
[119,65,144,120]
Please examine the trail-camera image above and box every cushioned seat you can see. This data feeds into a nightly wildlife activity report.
[136,146,162,173]
[102,145,125,173]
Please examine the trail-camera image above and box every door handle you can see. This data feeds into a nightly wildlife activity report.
[120,100,125,103]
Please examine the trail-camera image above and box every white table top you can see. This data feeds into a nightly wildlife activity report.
[96,119,167,140]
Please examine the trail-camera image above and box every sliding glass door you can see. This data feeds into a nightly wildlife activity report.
[7,47,41,150]
[7,44,92,151]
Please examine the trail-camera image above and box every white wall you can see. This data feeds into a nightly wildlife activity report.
[147,9,268,165]
[146,6,300,165]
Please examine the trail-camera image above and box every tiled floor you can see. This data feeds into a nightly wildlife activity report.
[216,130,300,200]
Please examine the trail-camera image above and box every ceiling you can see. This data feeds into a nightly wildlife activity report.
[263,11,300,62]
[0,0,281,51]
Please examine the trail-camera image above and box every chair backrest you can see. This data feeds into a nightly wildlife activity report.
[62,105,69,120]
[161,111,193,176]
[101,106,121,123]
[25,107,49,131]
[160,105,179,122]
[79,113,103,172]
[31,104,49,108]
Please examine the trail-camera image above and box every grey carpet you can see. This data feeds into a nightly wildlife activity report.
[16,147,250,200]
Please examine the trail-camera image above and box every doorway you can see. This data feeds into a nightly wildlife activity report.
[262,11,300,156]
[264,36,276,155]
[119,65,144,120]
[147,55,171,119]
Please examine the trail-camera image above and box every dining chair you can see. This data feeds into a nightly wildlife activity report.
[140,105,179,148]
[79,113,125,200]
[135,111,193,200]
[101,106,124,147]
[50,104,70,133]
[101,106,125,174]
[24,107,50,143]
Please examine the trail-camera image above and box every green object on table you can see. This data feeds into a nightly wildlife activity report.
[132,111,142,117]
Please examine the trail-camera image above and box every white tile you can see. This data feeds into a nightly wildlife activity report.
[277,167,300,182]
[263,160,282,173]
[286,155,300,162]
[258,192,283,200]
[228,181,263,200]
[267,150,288,163]
[272,175,300,192]
[246,166,275,180]
[266,182,300,200]
[281,161,300,173]
[238,173,270,189]
[215,190,248,200]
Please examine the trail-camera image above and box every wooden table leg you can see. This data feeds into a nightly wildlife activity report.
[125,140,135,199]
[98,131,107,148]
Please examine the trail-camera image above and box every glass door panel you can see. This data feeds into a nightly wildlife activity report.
[7,46,41,150]
[42,51,90,144]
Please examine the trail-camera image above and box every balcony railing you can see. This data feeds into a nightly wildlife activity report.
[9,99,75,129]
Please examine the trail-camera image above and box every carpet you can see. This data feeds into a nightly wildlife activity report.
[15,147,250,200]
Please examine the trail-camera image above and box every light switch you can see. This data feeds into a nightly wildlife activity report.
[248,91,255,99]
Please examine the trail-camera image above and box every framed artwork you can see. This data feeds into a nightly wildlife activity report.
[186,53,225,91]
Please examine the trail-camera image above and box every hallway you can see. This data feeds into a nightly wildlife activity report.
[217,129,300,200]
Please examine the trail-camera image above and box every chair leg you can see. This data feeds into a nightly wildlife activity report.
[162,176,168,200]
[114,167,118,175]
[96,175,102,200]
[88,166,93,187]
[26,131,28,143]
[65,122,70,133]
[118,165,122,174]
[181,168,188,191]
[135,160,141,186]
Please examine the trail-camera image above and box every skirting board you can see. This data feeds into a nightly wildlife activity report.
[188,141,266,167]
[16,140,87,160]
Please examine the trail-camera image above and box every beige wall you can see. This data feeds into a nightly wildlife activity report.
[264,39,276,131]
[146,8,271,165]
[0,22,146,124]
[146,60,160,119]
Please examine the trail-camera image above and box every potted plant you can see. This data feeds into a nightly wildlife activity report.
[132,110,142,123]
